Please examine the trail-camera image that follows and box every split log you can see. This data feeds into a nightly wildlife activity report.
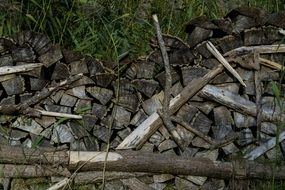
[0,73,83,115]
[199,85,285,122]
[116,65,223,150]
[1,145,285,179]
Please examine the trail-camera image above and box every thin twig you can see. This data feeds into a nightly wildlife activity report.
[153,14,184,150]
[170,115,214,144]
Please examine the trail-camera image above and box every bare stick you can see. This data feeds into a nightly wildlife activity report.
[206,41,246,87]
[224,44,285,57]
[170,115,214,144]
[153,14,184,150]
[37,109,82,119]
[116,65,223,150]
[259,57,285,71]
[0,63,43,75]
[254,69,262,142]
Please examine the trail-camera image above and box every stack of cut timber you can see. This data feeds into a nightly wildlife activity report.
[0,6,285,189]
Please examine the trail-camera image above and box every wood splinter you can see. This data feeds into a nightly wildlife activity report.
[206,41,246,87]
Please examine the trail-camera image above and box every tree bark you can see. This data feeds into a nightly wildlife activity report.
[1,145,285,180]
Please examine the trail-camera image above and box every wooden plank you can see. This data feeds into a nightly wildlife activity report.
[116,65,223,150]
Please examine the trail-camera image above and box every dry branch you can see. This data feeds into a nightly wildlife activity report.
[206,41,246,86]
[199,85,285,122]
[153,14,184,150]
[1,145,285,179]
[224,44,285,57]
[259,57,285,71]
[116,65,223,150]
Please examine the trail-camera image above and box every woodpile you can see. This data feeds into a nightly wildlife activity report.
[0,6,285,189]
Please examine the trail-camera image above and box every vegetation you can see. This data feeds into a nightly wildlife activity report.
[0,0,284,62]
[0,0,285,189]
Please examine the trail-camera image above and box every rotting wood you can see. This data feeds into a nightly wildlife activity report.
[153,14,185,150]
[0,63,43,75]
[116,65,223,150]
[1,145,285,179]
[199,85,285,122]
[224,44,285,57]
[206,41,246,87]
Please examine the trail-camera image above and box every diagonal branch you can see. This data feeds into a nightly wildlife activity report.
[152,14,185,150]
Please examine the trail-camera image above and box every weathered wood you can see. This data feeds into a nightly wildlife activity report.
[0,63,43,75]
[206,41,246,86]
[0,145,69,165]
[116,65,223,149]
[153,14,185,150]
[199,85,285,122]
[0,164,70,178]
[224,44,285,57]
[244,131,285,160]
[259,57,285,70]
[1,146,285,179]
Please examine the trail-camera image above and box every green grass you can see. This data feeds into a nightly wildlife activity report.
[0,0,284,62]
[1,0,285,189]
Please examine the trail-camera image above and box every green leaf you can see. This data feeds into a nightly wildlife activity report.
[26,14,37,24]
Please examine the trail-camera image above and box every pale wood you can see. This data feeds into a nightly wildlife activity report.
[224,44,285,57]
[0,63,43,75]
[116,65,223,150]
[206,41,246,87]
[47,178,70,190]
[259,57,285,71]
[37,109,83,119]
[244,131,285,160]
[200,85,285,122]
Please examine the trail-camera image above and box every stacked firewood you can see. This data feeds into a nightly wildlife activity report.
[0,6,285,189]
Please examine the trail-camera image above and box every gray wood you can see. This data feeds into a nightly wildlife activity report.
[117,65,223,150]
[200,85,285,122]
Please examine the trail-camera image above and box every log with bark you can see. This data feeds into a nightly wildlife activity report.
[0,6,285,189]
